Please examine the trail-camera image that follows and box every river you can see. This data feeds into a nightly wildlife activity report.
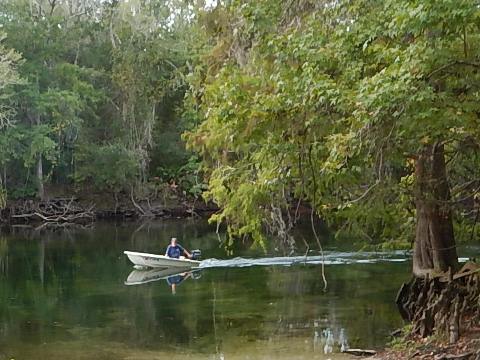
[0,220,473,359]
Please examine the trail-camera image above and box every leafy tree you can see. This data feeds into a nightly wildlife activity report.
[185,0,480,275]
[74,143,140,194]
[0,34,23,207]
[0,0,110,199]
[0,0,198,202]
[108,0,192,182]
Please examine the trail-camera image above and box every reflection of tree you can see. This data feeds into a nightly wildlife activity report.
[38,239,44,284]
[315,327,350,354]
[258,264,407,350]
[211,281,224,359]
[0,225,130,347]
[0,236,8,275]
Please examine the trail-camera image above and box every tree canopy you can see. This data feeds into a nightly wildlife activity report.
[0,0,198,201]
[184,0,480,265]
[0,33,22,207]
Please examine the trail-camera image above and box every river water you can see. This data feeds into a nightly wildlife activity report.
[0,220,473,359]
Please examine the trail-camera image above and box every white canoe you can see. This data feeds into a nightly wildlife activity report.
[124,250,201,268]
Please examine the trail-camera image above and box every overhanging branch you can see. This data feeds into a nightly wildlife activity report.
[426,60,480,79]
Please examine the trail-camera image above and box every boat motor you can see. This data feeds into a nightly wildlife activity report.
[191,271,202,280]
[191,249,202,260]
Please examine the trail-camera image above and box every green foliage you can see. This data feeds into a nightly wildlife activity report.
[0,0,196,202]
[8,184,38,199]
[153,155,207,199]
[177,156,208,198]
[185,0,480,246]
[387,325,415,350]
[0,124,58,200]
[0,32,22,207]
[0,125,53,166]
[75,143,140,193]
[23,125,58,168]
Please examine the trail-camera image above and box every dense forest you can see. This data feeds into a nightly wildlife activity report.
[1,0,480,345]
[1,0,478,247]
[0,0,203,208]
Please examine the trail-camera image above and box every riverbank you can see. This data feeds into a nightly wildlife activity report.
[0,194,218,225]
[367,267,480,360]
[369,334,480,359]
[365,323,480,360]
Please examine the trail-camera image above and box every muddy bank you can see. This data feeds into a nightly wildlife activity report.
[367,332,480,360]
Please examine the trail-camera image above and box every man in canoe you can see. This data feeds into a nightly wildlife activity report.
[165,237,192,259]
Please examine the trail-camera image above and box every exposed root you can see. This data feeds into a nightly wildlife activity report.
[396,263,480,340]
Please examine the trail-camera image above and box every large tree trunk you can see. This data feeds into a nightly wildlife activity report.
[396,143,466,339]
[413,142,458,277]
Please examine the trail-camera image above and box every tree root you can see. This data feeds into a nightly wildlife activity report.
[396,262,480,341]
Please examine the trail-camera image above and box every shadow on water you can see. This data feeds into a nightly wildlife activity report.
[0,220,476,359]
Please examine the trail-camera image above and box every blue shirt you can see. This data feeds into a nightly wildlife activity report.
[166,274,186,286]
[166,244,184,258]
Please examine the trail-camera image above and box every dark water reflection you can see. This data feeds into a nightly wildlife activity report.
[0,220,415,359]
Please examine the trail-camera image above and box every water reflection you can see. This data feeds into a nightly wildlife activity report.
[125,267,194,286]
[316,328,349,354]
[0,220,416,359]
[125,267,203,295]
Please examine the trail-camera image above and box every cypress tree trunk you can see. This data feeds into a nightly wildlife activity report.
[395,143,477,340]
[413,142,458,277]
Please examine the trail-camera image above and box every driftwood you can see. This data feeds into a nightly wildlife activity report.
[396,262,480,340]
[7,198,94,224]
[1,196,219,223]
[342,349,376,356]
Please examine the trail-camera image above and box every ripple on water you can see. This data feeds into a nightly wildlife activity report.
[199,251,410,268]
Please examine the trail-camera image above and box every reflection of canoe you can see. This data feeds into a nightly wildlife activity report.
[124,250,201,268]
[125,267,192,285]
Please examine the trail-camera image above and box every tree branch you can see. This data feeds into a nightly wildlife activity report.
[426,60,480,79]
[348,181,379,205]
